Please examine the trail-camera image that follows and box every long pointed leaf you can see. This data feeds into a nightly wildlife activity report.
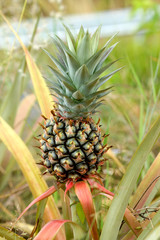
[77,31,91,64]
[91,26,101,53]
[130,152,160,210]
[73,64,90,88]
[0,12,53,118]
[97,67,123,89]
[88,179,142,236]
[34,220,71,240]
[63,24,76,54]
[95,42,118,71]
[137,210,160,240]
[0,117,65,240]
[34,219,85,240]
[80,78,99,95]
[65,51,80,79]
[89,86,113,99]
[85,33,117,74]
[0,226,25,240]
[31,198,48,237]
[90,59,119,82]
[76,26,85,47]
[43,49,67,75]
[100,116,160,240]
[48,65,71,84]
[17,185,58,221]
[0,94,36,192]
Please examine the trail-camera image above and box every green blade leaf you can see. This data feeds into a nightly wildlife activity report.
[77,31,91,64]
[43,49,67,75]
[63,24,76,54]
[91,26,101,53]
[61,80,76,96]
[100,116,160,240]
[80,78,99,95]
[145,225,160,240]
[53,35,75,59]
[31,198,48,237]
[137,210,160,240]
[0,226,25,240]
[97,67,123,89]
[73,64,90,89]
[48,65,71,84]
[0,59,25,125]
[51,36,67,65]
[95,42,118,71]
[65,51,80,80]
[130,153,160,210]
[76,25,85,47]
[72,90,84,100]
[0,117,65,240]
[90,59,119,82]
[25,54,53,118]
[0,12,53,118]
[88,179,142,236]
[85,47,105,74]
[89,86,113,99]
[127,55,147,101]
[85,35,117,74]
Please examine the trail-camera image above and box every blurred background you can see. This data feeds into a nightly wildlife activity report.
[0,0,160,231]
[0,0,160,16]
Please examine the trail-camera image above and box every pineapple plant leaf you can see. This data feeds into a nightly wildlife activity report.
[38,25,120,183]
[34,219,86,240]
[75,181,99,240]
[100,115,160,240]
[0,12,53,118]
[91,25,101,53]
[0,225,25,240]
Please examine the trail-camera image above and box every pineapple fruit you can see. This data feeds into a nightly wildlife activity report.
[39,26,119,183]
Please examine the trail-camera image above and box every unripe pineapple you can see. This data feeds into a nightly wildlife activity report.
[39,25,120,183]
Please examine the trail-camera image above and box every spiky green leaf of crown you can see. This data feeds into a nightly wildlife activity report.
[45,25,121,119]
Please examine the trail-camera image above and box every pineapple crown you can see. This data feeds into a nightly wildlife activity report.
[44,25,121,119]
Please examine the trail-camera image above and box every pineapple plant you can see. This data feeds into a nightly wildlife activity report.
[38,25,120,183]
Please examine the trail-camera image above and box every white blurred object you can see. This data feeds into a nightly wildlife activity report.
[0,7,158,49]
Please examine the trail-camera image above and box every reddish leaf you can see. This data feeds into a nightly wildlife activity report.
[87,179,114,199]
[64,180,74,199]
[75,181,99,240]
[34,220,71,240]
[131,153,160,210]
[86,174,104,185]
[88,179,142,236]
[17,185,60,222]
[90,181,142,236]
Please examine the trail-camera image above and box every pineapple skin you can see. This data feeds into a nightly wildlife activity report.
[40,110,107,183]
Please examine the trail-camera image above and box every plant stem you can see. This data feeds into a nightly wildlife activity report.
[59,188,73,240]
[69,188,84,240]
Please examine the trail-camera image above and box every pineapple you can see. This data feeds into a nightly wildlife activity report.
[39,25,119,183]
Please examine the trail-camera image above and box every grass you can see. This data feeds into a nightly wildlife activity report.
[0,1,160,239]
